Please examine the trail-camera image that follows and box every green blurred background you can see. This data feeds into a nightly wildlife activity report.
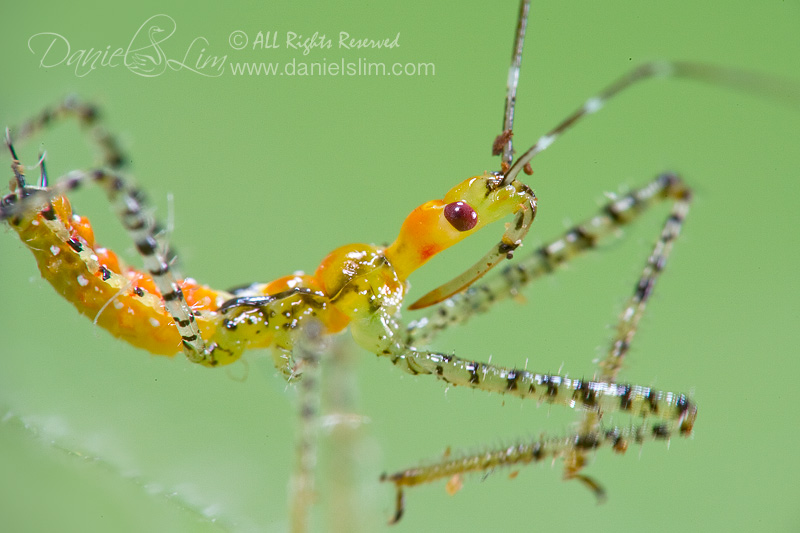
[1,1,798,531]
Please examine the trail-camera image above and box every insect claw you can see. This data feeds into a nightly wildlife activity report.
[389,485,405,525]
[37,151,48,188]
[575,474,607,504]
[5,128,19,161]
[5,131,26,191]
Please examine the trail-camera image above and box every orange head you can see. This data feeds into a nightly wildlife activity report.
[384,172,536,309]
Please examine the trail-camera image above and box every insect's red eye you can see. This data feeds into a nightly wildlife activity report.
[444,201,478,232]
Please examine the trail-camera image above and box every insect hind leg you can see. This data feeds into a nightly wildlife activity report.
[9,95,126,169]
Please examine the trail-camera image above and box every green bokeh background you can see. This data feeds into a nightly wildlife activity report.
[1,1,798,532]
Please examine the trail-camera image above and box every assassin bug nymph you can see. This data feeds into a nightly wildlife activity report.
[3,0,792,525]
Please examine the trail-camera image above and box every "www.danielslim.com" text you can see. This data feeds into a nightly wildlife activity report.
[229,58,435,77]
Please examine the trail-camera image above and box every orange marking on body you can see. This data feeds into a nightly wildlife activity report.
[418,244,440,262]
[385,200,452,281]
[9,193,225,355]
[94,247,122,274]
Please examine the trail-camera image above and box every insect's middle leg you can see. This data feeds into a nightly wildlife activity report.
[383,341,693,431]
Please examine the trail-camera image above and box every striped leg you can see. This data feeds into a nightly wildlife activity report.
[598,182,692,383]
[382,342,695,435]
[5,98,185,274]
[10,95,126,169]
[565,179,693,486]
[1,150,216,365]
[382,422,669,523]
